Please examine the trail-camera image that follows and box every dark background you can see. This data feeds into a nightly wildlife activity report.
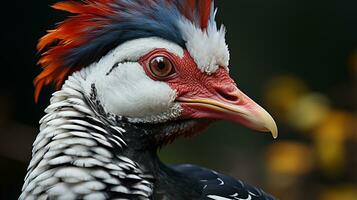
[1,0,357,199]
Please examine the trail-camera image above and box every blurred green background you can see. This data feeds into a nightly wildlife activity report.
[1,0,357,199]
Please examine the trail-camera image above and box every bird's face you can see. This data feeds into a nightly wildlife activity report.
[83,37,277,138]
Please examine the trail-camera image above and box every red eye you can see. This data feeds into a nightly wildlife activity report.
[149,56,175,78]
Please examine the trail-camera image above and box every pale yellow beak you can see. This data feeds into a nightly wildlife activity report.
[178,88,278,138]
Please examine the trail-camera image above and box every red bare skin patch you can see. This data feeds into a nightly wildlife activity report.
[139,49,241,120]
[140,49,236,98]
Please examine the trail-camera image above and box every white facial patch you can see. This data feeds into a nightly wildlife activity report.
[178,17,230,74]
[80,37,184,123]
[93,62,181,122]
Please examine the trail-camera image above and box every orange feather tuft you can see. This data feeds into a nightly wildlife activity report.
[52,1,84,14]
[34,0,115,102]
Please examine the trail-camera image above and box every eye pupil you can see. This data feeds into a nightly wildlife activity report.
[149,56,175,78]
[157,61,166,70]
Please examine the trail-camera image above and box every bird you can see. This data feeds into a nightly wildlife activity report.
[20,0,278,199]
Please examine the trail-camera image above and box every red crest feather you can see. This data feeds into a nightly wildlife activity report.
[178,0,212,29]
[198,0,212,29]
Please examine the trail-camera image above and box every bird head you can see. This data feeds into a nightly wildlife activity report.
[35,0,277,142]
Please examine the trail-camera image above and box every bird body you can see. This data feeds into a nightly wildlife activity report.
[21,1,277,199]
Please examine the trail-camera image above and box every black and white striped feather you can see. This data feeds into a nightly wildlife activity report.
[20,77,153,200]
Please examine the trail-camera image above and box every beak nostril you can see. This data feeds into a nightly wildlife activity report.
[216,88,239,102]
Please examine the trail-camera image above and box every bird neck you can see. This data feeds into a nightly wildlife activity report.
[27,76,202,199]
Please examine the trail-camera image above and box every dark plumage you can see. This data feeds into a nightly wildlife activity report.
[173,165,275,200]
